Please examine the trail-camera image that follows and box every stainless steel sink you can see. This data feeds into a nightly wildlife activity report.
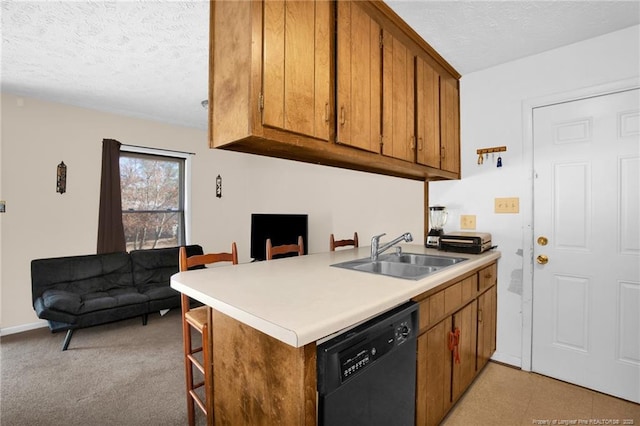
[331,253,467,280]
[380,253,467,268]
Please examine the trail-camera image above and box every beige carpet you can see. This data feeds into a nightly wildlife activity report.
[0,309,200,426]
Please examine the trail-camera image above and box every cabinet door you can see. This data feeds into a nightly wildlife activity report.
[382,30,415,162]
[440,75,460,173]
[263,0,331,140]
[451,300,477,402]
[336,1,381,152]
[477,286,497,370]
[416,316,453,426]
[416,56,440,168]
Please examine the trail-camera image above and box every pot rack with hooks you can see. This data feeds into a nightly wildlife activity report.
[477,146,506,167]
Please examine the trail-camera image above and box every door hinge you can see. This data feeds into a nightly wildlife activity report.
[259,93,264,112]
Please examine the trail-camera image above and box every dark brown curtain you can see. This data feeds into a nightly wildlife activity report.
[97,139,126,253]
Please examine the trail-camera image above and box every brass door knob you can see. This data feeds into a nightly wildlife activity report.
[537,236,548,246]
[536,254,549,264]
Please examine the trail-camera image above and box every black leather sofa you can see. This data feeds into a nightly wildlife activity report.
[31,245,203,350]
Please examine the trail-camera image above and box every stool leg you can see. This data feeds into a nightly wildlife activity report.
[203,321,213,426]
[183,323,196,425]
[202,307,214,426]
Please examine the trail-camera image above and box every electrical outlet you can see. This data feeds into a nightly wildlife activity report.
[495,197,520,213]
[460,215,476,230]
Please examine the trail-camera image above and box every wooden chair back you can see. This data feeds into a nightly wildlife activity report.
[330,232,359,251]
[179,243,238,272]
[266,236,304,260]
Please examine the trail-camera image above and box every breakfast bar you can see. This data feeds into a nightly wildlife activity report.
[171,245,500,424]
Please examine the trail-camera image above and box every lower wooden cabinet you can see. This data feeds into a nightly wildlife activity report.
[452,300,477,403]
[477,285,497,370]
[416,317,452,425]
[414,261,498,425]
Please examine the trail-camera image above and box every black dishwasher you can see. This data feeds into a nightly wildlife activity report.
[317,301,418,426]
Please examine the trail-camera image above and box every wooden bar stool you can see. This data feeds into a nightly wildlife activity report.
[330,232,359,251]
[179,243,238,426]
[266,236,304,260]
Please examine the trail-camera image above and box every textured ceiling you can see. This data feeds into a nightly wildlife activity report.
[2,1,639,130]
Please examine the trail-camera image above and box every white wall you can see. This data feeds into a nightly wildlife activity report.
[0,94,423,332]
[429,25,640,367]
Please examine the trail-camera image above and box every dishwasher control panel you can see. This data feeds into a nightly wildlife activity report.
[339,328,394,380]
[317,301,418,395]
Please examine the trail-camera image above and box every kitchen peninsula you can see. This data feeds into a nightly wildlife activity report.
[171,245,500,425]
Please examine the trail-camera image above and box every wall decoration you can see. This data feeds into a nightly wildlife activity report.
[216,174,222,198]
[56,161,67,194]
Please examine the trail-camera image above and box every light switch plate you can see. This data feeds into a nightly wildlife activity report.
[460,215,476,229]
[495,197,519,213]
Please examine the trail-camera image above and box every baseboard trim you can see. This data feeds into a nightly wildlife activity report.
[490,351,522,369]
[1,321,48,336]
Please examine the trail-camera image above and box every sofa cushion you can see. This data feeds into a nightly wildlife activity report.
[41,288,148,315]
[31,252,133,304]
[42,289,83,314]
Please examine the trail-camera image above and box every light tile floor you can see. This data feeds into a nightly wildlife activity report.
[443,362,640,426]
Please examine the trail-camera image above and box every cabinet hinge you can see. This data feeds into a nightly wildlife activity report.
[259,93,264,112]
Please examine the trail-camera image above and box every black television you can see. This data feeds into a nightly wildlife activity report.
[250,213,308,261]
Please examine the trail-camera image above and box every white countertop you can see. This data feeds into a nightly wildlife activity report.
[170,245,500,348]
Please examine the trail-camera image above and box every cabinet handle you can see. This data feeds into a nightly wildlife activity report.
[418,137,423,151]
[324,102,329,123]
[478,309,483,323]
[448,328,461,364]
[339,106,345,126]
[410,136,415,150]
[484,273,492,279]
[441,146,446,159]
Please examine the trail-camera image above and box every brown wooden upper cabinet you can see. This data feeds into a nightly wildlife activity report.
[416,55,440,168]
[209,0,461,181]
[381,29,415,162]
[415,55,461,175]
[336,1,381,153]
[263,0,331,141]
[440,74,460,174]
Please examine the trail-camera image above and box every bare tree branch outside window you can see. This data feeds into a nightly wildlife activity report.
[120,153,185,251]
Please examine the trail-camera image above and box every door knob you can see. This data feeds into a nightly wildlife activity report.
[536,254,549,264]
[537,236,548,246]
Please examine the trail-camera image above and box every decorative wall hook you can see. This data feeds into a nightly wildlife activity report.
[56,161,67,194]
[476,146,506,168]
[216,174,222,198]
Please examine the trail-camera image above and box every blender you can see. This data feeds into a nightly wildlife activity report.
[426,206,448,248]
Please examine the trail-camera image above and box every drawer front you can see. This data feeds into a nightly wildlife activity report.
[478,262,497,292]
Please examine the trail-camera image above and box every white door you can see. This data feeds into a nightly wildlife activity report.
[532,88,640,403]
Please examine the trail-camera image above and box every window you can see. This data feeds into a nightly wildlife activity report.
[119,150,187,251]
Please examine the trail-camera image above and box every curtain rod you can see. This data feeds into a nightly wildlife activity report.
[121,144,196,156]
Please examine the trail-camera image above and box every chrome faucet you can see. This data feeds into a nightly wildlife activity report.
[371,232,413,261]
